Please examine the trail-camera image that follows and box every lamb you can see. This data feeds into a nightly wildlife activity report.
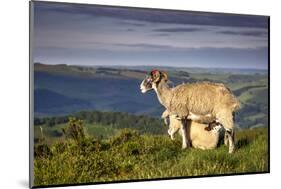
[162,110,224,150]
[140,70,240,153]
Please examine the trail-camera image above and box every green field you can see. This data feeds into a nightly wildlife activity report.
[33,126,268,187]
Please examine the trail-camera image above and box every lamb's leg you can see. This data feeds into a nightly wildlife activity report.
[217,110,235,153]
[180,118,191,149]
[161,110,170,125]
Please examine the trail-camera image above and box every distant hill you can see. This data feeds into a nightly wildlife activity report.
[33,63,268,129]
[90,65,268,75]
[34,63,164,117]
[34,89,91,115]
[34,62,147,80]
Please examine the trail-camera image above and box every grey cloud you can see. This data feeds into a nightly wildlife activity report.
[34,1,268,28]
[59,41,177,51]
[152,33,171,37]
[217,30,267,37]
[126,28,135,32]
[112,43,174,49]
[153,27,206,33]
[118,21,146,27]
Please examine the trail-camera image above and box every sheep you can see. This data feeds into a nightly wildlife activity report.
[162,110,224,150]
[140,70,240,153]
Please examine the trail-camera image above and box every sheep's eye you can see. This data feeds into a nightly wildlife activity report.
[146,77,152,83]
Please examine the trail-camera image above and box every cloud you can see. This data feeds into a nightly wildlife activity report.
[152,33,171,37]
[126,28,135,32]
[118,21,146,27]
[217,30,267,37]
[34,1,268,28]
[33,1,269,69]
[34,45,268,70]
[153,27,206,33]
[111,43,175,50]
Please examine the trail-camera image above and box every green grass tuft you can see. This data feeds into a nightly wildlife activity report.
[34,127,268,187]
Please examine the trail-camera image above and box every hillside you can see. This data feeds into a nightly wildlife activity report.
[34,63,268,129]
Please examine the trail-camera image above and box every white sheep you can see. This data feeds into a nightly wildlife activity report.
[140,70,240,153]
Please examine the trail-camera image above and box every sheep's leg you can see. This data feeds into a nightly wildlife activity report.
[225,129,235,153]
[224,133,229,146]
[217,110,235,153]
[231,129,235,144]
[168,127,179,140]
[170,132,175,140]
[180,119,190,149]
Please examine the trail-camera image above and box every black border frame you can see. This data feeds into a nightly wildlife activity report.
[29,0,270,188]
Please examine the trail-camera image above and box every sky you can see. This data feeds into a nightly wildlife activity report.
[32,2,269,69]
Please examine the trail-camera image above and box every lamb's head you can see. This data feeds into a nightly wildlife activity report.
[205,120,224,133]
[140,70,168,93]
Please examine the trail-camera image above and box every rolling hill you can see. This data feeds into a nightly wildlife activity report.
[33,63,268,129]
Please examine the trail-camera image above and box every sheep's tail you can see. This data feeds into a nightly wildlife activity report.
[232,100,241,112]
[221,85,241,112]
[230,95,241,112]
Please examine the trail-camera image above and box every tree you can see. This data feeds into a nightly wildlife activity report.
[62,117,85,144]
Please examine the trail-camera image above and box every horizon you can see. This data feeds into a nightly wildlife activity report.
[34,62,268,71]
[33,2,269,70]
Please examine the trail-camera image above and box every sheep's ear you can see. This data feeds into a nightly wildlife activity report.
[161,71,168,82]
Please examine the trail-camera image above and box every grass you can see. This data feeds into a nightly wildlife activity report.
[33,127,268,187]
[84,123,118,139]
[34,123,119,145]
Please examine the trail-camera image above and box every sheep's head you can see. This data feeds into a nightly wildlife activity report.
[140,70,168,93]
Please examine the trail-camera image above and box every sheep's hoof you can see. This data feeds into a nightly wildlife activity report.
[182,143,190,149]
[228,146,235,153]
[224,134,229,146]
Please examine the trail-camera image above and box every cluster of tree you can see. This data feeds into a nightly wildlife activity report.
[62,117,85,144]
[34,111,166,135]
[34,116,69,127]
